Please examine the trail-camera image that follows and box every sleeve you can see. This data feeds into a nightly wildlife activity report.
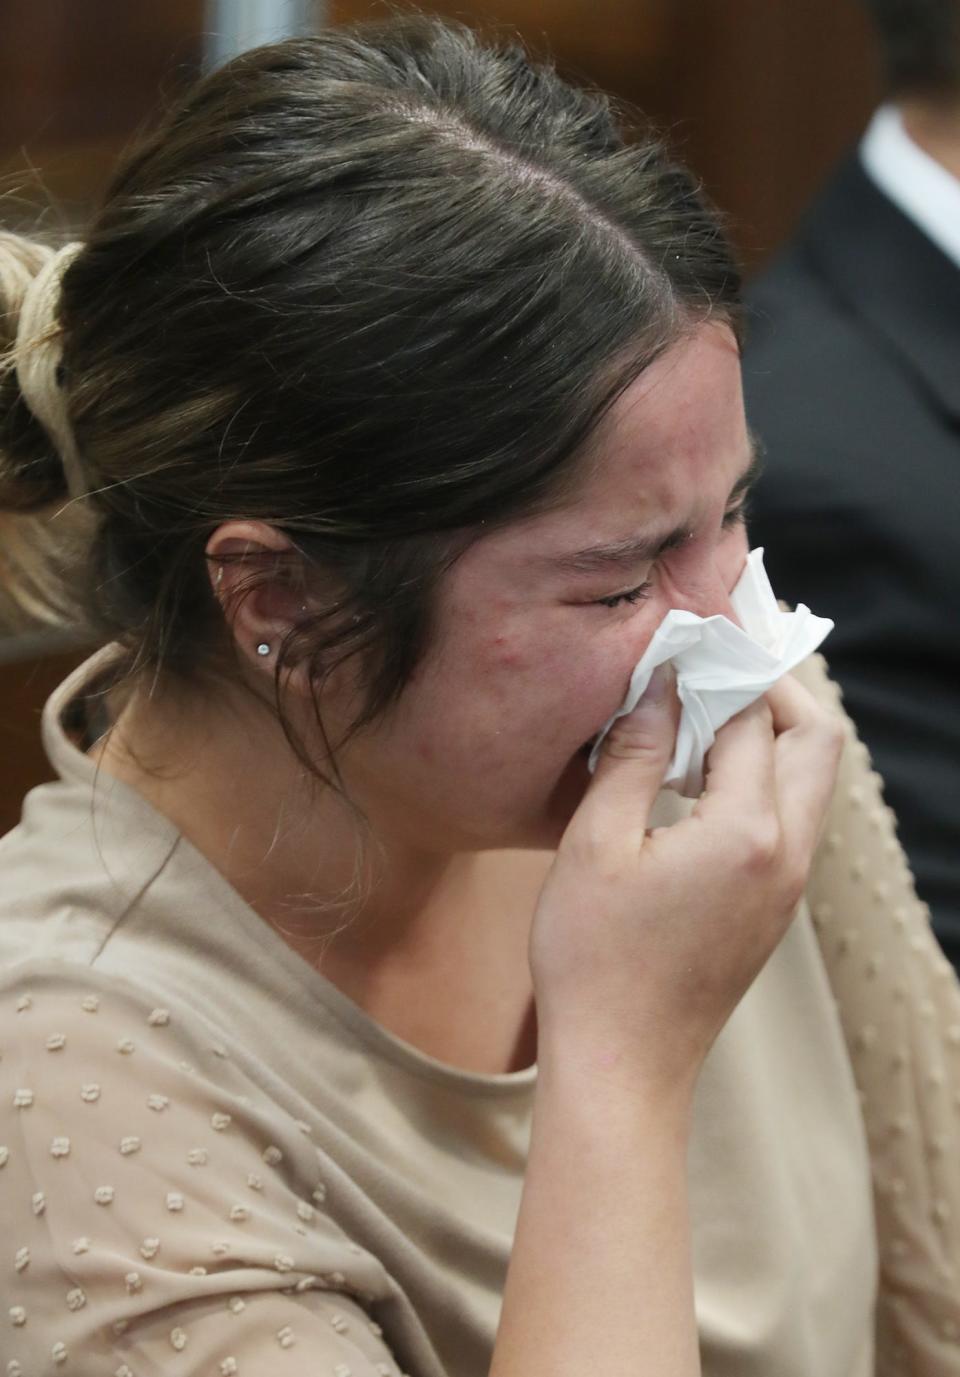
[0,969,409,1377]
[792,652,960,1377]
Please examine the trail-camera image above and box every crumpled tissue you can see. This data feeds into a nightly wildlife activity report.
[586,547,834,797]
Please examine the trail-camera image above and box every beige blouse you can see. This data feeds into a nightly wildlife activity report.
[0,646,956,1377]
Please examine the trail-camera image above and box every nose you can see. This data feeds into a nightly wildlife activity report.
[690,578,740,625]
[661,561,742,626]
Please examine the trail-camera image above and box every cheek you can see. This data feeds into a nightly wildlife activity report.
[406,619,551,764]
[593,628,658,712]
[479,621,657,750]
[477,631,572,743]
[418,601,660,770]
[448,599,538,675]
[414,738,436,764]
[487,632,531,673]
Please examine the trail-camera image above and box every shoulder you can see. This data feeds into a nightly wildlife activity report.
[0,961,384,1284]
[0,961,223,1075]
[0,963,333,1184]
[0,770,181,973]
[0,962,404,1372]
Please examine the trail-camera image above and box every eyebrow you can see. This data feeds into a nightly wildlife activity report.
[541,432,766,577]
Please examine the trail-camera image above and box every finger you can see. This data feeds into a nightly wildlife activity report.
[696,696,778,826]
[765,674,844,862]
[765,672,820,734]
[564,664,680,853]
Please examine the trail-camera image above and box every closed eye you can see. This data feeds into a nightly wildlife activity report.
[592,495,751,610]
[593,581,653,610]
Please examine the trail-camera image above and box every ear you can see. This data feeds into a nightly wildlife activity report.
[205,520,308,676]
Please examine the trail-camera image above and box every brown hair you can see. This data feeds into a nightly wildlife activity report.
[1,13,739,855]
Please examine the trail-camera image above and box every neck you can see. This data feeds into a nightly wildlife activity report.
[899,96,960,181]
[90,673,545,1073]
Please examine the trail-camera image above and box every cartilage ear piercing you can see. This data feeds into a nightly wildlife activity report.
[256,642,271,657]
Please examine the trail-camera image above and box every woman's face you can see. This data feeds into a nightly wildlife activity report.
[331,321,759,852]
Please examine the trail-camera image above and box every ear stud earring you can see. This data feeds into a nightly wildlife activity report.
[256,643,271,657]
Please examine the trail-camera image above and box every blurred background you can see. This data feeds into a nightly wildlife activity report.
[0,0,883,832]
[1,0,882,265]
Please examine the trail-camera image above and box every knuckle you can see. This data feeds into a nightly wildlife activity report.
[735,816,782,873]
[562,815,629,879]
[807,702,845,746]
[561,837,630,892]
[602,724,666,762]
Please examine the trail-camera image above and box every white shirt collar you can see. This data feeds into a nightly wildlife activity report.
[859,103,960,270]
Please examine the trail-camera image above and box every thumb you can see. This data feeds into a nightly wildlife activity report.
[567,664,680,850]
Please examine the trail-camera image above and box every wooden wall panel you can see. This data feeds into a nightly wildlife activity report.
[0,645,92,836]
[1,1,202,836]
[331,0,882,269]
[0,0,204,222]
[664,0,881,265]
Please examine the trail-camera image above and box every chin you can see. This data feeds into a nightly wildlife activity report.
[437,750,593,853]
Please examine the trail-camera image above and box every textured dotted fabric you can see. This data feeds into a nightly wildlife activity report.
[0,975,406,1376]
[797,656,960,1376]
[0,644,957,1376]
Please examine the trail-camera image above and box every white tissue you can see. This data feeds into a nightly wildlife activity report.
[586,547,833,797]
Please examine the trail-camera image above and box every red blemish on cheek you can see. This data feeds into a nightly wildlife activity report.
[415,739,435,763]
[487,633,528,671]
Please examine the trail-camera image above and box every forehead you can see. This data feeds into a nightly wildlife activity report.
[466,322,749,580]
[574,322,745,504]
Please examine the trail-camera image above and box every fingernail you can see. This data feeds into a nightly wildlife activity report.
[635,663,673,708]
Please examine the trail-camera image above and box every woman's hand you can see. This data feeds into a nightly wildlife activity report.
[529,666,844,1099]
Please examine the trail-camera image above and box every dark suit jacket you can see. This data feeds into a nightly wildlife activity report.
[742,154,960,970]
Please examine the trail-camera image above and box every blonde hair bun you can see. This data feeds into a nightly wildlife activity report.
[0,231,89,633]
